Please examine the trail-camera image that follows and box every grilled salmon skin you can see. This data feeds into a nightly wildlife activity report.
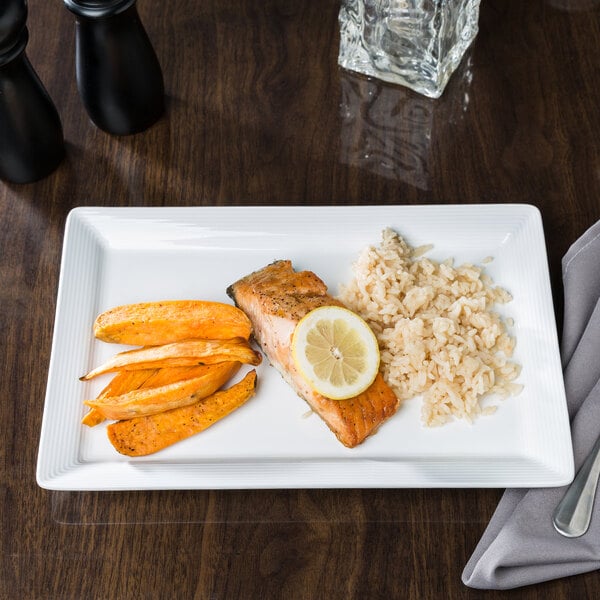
[227,260,400,447]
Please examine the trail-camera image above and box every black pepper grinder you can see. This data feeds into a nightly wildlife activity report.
[0,0,65,184]
[64,0,164,135]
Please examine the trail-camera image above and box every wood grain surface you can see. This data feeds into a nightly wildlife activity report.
[1,1,600,598]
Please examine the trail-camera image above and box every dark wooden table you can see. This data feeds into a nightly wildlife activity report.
[2,1,600,598]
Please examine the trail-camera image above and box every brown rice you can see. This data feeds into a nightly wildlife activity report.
[338,229,522,426]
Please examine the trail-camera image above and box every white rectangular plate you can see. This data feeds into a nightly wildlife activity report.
[37,205,574,490]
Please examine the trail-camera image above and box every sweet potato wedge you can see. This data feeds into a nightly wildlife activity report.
[82,366,221,427]
[81,410,105,427]
[85,362,241,420]
[80,338,261,380]
[107,369,257,456]
[133,365,213,388]
[82,369,159,426]
[93,300,252,345]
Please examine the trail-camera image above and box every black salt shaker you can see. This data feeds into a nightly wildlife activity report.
[0,0,64,184]
[64,0,164,135]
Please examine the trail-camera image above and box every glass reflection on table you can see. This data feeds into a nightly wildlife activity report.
[339,54,473,191]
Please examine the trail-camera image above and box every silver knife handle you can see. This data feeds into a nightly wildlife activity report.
[553,433,600,537]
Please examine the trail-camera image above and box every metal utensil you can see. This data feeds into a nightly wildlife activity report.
[553,433,600,537]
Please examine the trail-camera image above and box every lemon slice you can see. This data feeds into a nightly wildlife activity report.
[291,306,380,400]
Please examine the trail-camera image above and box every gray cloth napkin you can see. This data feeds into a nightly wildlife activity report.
[462,219,600,589]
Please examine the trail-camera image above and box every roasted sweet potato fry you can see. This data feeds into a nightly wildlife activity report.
[134,365,217,388]
[81,409,105,427]
[82,366,224,427]
[85,362,241,420]
[107,370,257,456]
[93,300,252,345]
[80,338,261,380]
[82,369,159,426]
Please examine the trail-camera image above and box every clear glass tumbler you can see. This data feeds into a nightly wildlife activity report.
[338,0,481,98]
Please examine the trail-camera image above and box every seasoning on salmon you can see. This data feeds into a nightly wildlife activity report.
[227,260,400,447]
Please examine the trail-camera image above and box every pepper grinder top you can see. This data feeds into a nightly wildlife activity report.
[63,0,136,19]
[64,0,165,135]
[0,0,28,66]
[0,0,65,184]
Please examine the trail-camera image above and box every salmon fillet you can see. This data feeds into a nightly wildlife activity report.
[227,260,400,447]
